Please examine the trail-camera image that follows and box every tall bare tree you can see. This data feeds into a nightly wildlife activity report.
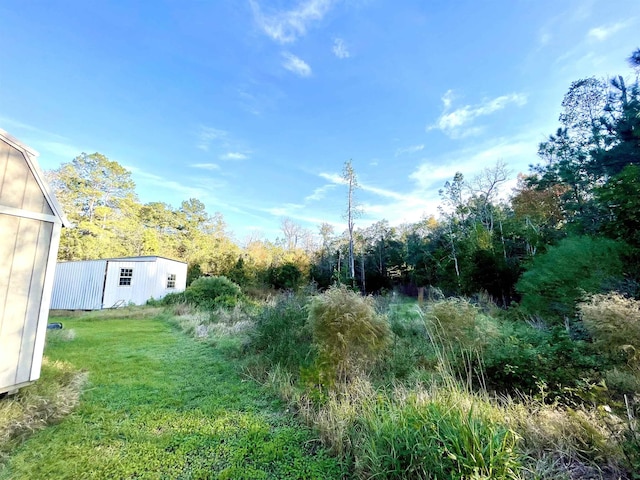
[342,160,360,282]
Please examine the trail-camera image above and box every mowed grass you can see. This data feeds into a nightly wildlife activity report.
[0,314,344,479]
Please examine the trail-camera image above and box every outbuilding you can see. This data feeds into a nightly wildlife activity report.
[0,128,69,395]
[51,256,187,310]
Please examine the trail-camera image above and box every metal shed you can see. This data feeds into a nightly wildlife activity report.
[0,128,69,395]
[51,256,187,310]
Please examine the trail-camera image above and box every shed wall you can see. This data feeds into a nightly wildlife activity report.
[0,140,53,215]
[50,260,108,310]
[0,204,53,389]
[102,259,187,307]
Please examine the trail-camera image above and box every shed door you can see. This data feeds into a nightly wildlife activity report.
[0,214,52,389]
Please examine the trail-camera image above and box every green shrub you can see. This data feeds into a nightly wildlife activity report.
[482,321,602,395]
[249,294,314,371]
[516,236,626,322]
[267,263,303,290]
[155,291,186,306]
[309,285,391,383]
[183,276,243,310]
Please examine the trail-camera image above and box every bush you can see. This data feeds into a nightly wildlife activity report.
[516,236,626,322]
[183,276,243,310]
[482,321,602,395]
[249,294,314,371]
[579,293,640,366]
[267,263,303,290]
[309,285,391,383]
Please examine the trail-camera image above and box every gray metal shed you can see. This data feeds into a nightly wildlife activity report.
[0,128,69,395]
[51,256,187,310]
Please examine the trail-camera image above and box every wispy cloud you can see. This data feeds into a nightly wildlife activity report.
[127,165,214,200]
[220,152,248,161]
[410,137,534,191]
[395,144,424,157]
[191,163,220,170]
[588,20,632,41]
[282,52,312,77]
[429,91,527,139]
[319,171,405,201]
[265,203,305,216]
[305,183,337,202]
[250,0,335,44]
[332,38,350,59]
[319,172,346,185]
[196,126,228,151]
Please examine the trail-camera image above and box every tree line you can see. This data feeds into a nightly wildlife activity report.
[48,49,640,313]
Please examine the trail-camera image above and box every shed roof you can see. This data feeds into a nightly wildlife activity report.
[0,128,70,227]
[58,256,187,264]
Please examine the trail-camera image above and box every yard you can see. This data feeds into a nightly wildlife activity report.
[0,311,344,479]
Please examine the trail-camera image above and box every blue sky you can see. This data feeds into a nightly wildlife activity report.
[1,0,638,241]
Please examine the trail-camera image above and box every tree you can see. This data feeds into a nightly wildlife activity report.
[597,164,640,247]
[342,160,360,283]
[48,153,140,260]
[280,217,304,251]
[49,152,136,223]
[515,236,627,322]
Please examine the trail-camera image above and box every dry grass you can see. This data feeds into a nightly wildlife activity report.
[0,358,87,463]
[579,293,640,367]
[173,304,255,341]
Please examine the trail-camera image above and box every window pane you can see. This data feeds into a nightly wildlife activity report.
[119,268,133,286]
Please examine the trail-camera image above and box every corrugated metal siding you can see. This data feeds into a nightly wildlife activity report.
[50,260,107,310]
[153,258,188,299]
[101,258,187,307]
[103,260,158,307]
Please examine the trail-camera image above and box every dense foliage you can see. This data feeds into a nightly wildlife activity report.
[183,276,243,310]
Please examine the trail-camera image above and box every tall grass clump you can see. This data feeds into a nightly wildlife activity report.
[579,293,640,368]
[355,390,522,480]
[309,285,391,384]
[249,294,314,371]
[423,298,479,348]
[0,358,86,463]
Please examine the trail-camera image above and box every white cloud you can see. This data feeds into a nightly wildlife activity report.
[410,138,535,191]
[126,165,214,200]
[282,52,312,77]
[319,171,405,201]
[266,203,305,216]
[250,0,335,44]
[305,183,337,202]
[197,126,228,151]
[191,163,220,170]
[588,20,630,41]
[319,172,346,184]
[429,92,528,138]
[441,89,456,109]
[332,38,350,58]
[395,144,424,157]
[220,152,248,161]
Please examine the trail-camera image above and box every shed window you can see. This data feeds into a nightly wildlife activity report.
[119,268,133,286]
[167,274,176,289]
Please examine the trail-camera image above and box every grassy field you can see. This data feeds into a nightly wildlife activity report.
[0,312,344,479]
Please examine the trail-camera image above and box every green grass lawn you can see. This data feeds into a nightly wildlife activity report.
[1,313,344,479]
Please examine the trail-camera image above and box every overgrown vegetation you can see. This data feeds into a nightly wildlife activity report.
[26,48,639,479]
[0,357,86,465]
